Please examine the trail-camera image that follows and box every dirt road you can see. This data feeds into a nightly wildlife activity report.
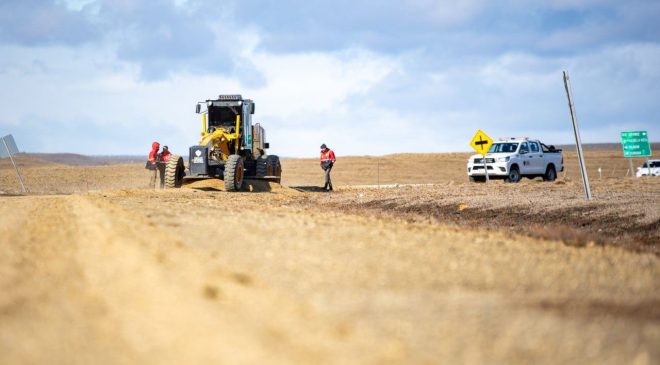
[1,188,658,364]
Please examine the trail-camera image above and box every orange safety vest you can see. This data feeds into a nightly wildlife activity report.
[159,151,172,162]
[320,149,336,162]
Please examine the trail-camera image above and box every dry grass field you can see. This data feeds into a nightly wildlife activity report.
[0,148,658,364]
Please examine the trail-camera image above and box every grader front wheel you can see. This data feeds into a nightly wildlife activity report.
[164,155,185,188]
[224,155,244,192]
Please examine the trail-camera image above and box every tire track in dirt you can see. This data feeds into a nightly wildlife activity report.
[300,184,660,254]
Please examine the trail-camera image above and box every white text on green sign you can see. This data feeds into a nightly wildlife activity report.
[620,131,651,158]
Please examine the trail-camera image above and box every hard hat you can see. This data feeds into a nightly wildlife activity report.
[320,144,327,149]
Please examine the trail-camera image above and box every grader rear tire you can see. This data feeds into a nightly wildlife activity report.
[266,155,282,183]
[164,155,184,188]
[224,155,244,192]
[256,156,268,177]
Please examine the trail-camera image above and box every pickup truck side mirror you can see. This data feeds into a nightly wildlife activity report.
[195,103,201,114]
[520,150,528,155]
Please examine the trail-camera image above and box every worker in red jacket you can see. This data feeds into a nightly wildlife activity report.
[320,143,336,191]
[158,145,172,162]
[146,141,160,189]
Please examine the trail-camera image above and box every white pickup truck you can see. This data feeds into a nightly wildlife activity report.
[467,138,564,183]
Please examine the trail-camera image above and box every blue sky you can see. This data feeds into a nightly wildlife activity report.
[0,0,659,157]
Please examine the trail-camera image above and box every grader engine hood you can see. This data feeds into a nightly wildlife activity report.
[198,124,238,161]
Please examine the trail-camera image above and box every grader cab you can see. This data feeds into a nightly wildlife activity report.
[164,94,282,191]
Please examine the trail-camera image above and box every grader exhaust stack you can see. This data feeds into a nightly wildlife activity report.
[164,94,282,191]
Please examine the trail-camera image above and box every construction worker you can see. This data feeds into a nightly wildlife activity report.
[146,141,160,189]
[159,145,172,162]
[320,143,336,191]
[157,145,172,189]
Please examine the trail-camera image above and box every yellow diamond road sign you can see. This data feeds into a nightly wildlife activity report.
[470,129,493,156]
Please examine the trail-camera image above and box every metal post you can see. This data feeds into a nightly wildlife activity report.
[377,159,380,188]
[2,137,28,193]
[484,159,489,182]
[647,158,652,177]
[563,71,592,200]
[629,158,635,178]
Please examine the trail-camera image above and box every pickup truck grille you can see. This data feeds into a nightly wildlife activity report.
[473,158,495,164]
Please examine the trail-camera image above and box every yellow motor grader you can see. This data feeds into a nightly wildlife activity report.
[164,94,281,191]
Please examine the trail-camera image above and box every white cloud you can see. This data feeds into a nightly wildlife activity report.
[247,48,396,122]
[2,38,658,156]
[479,53,562,90]
[0,40,399,156]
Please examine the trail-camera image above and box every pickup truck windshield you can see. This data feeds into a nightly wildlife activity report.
[488,143,519,153]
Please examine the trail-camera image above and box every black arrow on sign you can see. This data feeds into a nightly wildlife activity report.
[475,135,488,151]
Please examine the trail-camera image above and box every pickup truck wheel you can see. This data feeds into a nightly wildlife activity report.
[469,176,486,183]
[505,166,521,183]
[543,165,557,182]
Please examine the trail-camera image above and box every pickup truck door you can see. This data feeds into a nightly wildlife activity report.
[518,142,533,174]
[528,141,545,174]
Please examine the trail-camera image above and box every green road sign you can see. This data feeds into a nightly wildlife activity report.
[620,131,651,158]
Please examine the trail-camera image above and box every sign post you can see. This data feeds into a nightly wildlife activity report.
[470,129,494,182]
[628,159,634,177]
[620,131,651,177]
[1,134,28,193]
[377,159,380,188]
[562,71,592,200]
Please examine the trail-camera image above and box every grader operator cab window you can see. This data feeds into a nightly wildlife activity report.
[207,103,241,134]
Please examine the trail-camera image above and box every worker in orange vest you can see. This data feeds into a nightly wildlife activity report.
[159,145,172,162]
[320,143,336,191]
